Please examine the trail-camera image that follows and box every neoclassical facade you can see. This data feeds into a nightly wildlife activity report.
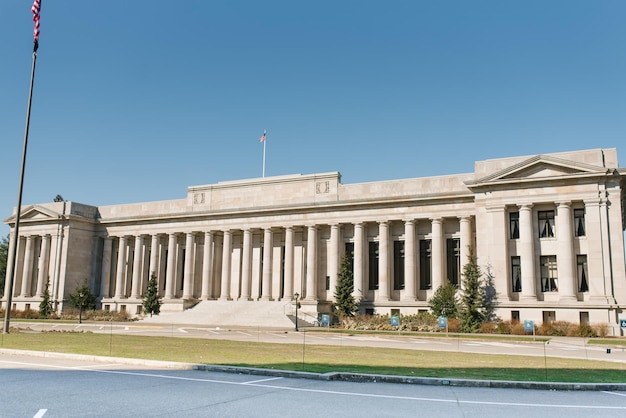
[3,148,626,332]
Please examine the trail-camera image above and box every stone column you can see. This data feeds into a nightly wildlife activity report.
[100,237,112,298]
[149,234,159,279]
[201,231,214,299]
[328,224,340,301]
[378,221,390,301]
[459,216,472,268]
[353,223,364,300]
[131,236,144,299]
[557,202,577,301]
[219,230,232,300]
[35,234,51,297]
[430,219,444,291]
[261,228,273,300]
[583,199,605,299]
[305,225,317,301]
[2,233,17,301]
[115,236,127,299]
[20,236,34,297]
[519,204,537,300]
[283,227,294,300]
[403,220,416,301]
[165,233,177,299]
[239,229,252,300]
[182,232,195,300]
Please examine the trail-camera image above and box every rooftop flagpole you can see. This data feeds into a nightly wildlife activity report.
[259,129,267,177]
[4,0,43,334]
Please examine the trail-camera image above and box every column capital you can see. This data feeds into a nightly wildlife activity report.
[556,201,572,208]
[517,203,534,211]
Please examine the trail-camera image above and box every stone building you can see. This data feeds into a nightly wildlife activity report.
[2,148,625,332]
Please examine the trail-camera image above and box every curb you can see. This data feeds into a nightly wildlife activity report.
[3,349,625,391]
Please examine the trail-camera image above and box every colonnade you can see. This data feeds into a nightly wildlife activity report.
[98,216,475,305]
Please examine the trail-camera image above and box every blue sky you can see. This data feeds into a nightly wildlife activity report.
[1,1,625,238]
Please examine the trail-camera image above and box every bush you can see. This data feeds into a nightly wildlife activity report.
[593,323,610,337]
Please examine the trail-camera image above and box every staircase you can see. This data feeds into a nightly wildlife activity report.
[139,300,302,328]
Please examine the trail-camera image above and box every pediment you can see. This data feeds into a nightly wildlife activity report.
[475,154,609,184]
[4,205,61,223]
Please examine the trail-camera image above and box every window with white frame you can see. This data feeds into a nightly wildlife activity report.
[538,210,555,238]
[540,255,558,292]
[574,208,586,237]
[509,212,520,239]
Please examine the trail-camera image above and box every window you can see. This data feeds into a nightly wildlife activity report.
[446,238,460,286]
[325,276,330,291]
[540,255,558,292]
[543,311,556,324]
[538,210,555,238]
[574,209,586,237]
[345,242,355,272]
[577,255,589,292]
[368,241,379,290]
[579,311,590,325]
[511,311,520,322]
[511,256,521,292]
[393,241,405,290]
[419,240,431,290]
[509,212,520,239]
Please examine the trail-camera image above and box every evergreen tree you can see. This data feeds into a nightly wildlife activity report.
[143,272,161,317]
[458,250,485,333]
[428,283,459,318]
[38,278,54,319]
[333,255,359,319]
[69,282,97,310]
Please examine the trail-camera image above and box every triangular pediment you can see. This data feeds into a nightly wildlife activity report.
[475,154,609,184]
[3,205,62,224]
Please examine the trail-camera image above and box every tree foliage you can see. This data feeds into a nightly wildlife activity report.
[39,279,54,319]
[333,255,359,319]
[0,234,8,295]
[428,283,459,318]
[458,251,486,333]
[143,272,162,317]
[68,282,97,310]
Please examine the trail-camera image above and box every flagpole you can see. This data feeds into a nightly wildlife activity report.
[4,2,41,334]
[262,129,267,177]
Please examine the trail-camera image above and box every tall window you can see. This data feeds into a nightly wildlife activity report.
[509,212,520,239]
[574,208,586,237]
[393,241,405,290]
[345,242,355,272]
[538,210,555,238]
[419,239,431,290]
[511,256,521,292]
[577,255,589,292]
[540,255,558,292]
[446,238,460,286]
[368,242,379,290]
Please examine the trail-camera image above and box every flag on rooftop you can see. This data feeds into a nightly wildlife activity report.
[32,0,41,42]
[259,130,266,142]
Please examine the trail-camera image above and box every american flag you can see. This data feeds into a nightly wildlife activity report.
[32,0,41,41]
[259,130,266,142]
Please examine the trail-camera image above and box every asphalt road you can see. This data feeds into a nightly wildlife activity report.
[1,352,626,418]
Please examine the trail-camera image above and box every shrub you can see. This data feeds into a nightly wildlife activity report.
[593,323,610,337]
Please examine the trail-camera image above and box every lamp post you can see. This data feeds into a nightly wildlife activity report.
[78,292,84,324]
[293,292,299,332]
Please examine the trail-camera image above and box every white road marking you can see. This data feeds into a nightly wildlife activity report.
[33,409,47,418]
[242,377,284,384]
[603,391,626,397]
[3,359,624,410]
[178,328,188,333]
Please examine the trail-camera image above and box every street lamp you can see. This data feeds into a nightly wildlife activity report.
[78,292,84,324]
[293,292,299,332]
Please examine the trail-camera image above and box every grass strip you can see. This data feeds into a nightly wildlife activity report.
[1,332,624,383]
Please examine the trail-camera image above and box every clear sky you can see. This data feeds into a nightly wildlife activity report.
[1,1,625,239]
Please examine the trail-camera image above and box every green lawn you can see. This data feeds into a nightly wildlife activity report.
[1,332,625,383]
